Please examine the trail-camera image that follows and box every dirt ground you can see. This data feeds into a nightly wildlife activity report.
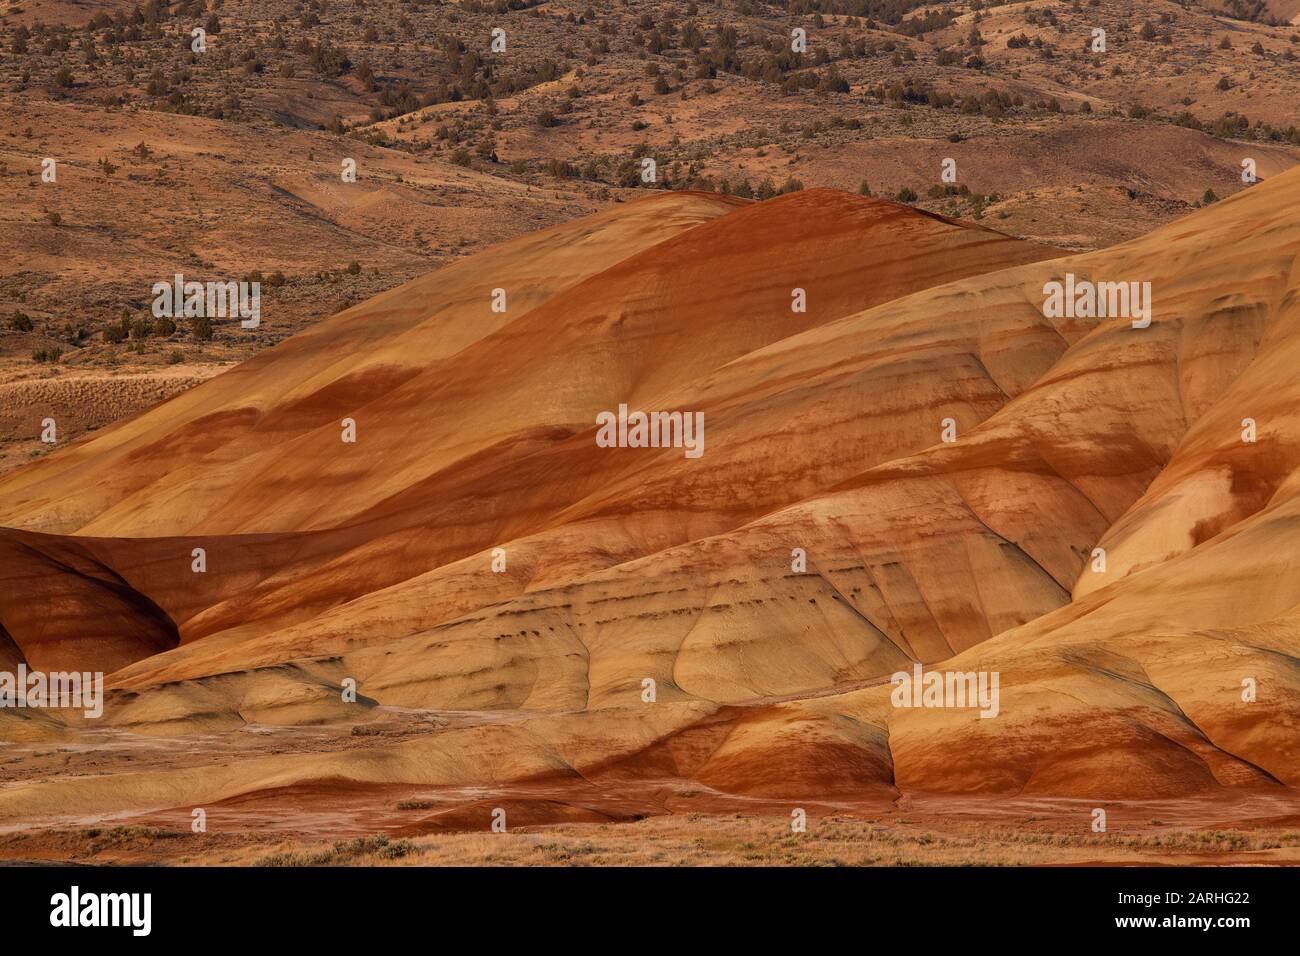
[2,712,1298,866]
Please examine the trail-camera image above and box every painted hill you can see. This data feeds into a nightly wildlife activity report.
[1,170,1298,827]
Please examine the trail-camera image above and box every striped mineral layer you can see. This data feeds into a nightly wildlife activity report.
[1,171,1298,827]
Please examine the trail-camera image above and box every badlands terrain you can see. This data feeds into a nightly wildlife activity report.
[2,163,1300,864]
[0,0,1299,866]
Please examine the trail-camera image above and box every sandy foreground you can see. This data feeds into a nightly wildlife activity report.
[2,711,1299,867]
[4,798,1298,867]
